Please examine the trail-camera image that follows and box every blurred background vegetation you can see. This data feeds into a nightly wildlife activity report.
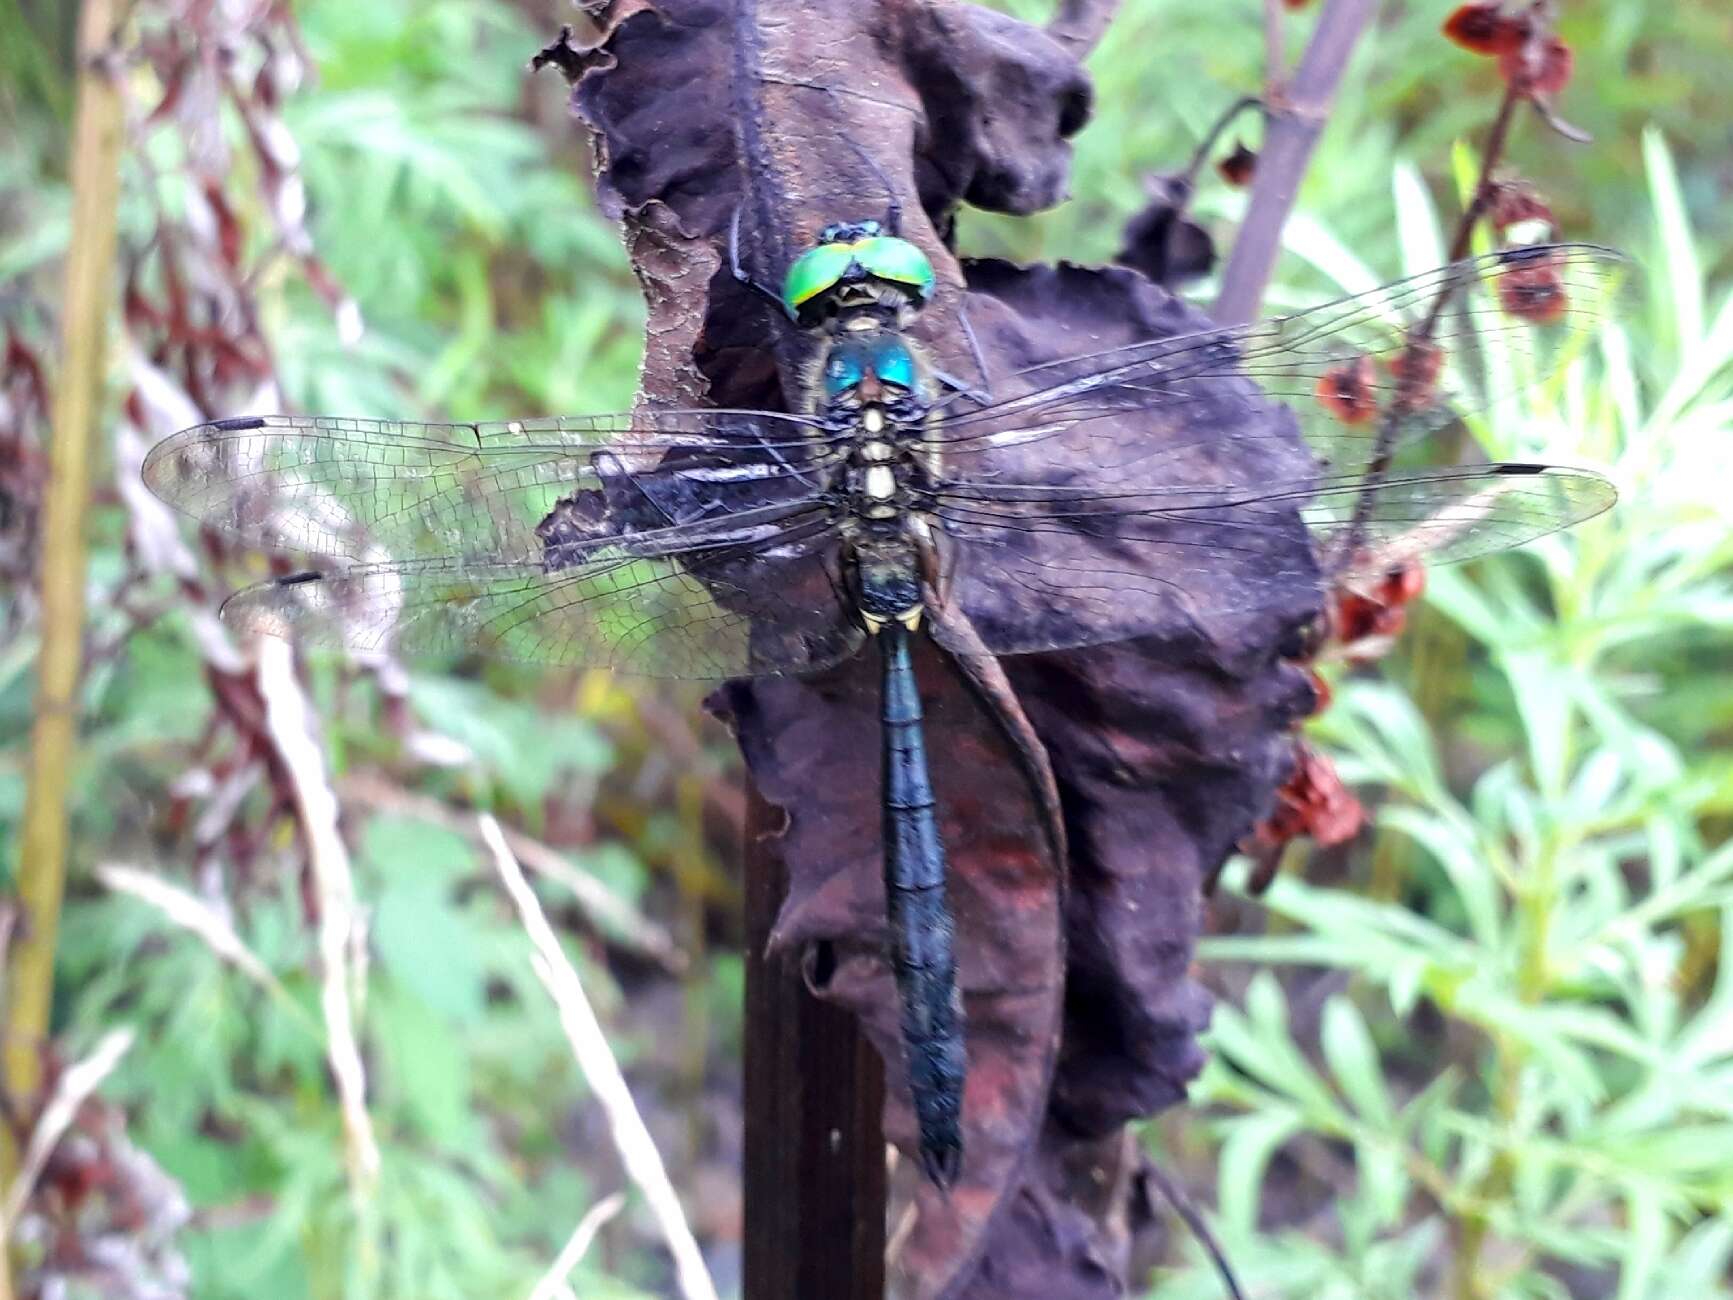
[1,0,1729,1296]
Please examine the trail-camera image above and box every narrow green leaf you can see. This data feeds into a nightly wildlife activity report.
[1321,997,1396,1127]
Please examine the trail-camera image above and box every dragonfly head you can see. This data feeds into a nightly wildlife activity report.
[783,221,936,328]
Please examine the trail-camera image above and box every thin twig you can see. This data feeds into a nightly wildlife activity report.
[1438,85,1524,303]
[480,815,719,1300]
[530,1190,627,1300]
[257,639,381,1208]
[1212,0,1378,325]
[0,1029,135,1235]
[1180,95,1265,191]
[1339,78,1526,560]
[1142,1159,1245,1300]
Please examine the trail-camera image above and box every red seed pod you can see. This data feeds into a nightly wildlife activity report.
[1384,563,1426,607]
[1332,562,1426,655]
[1488,180,1556,234]
[1217,140,1258,187]
[1290,747,1366,847]
[1387,338,1445,407]
[1240,743,1367,860]
[1282,0,1315,10]
[1499,31,1574,97]
[1443,3,1526,55]
[1315,354,1381,426]
[1497,250,1569,323]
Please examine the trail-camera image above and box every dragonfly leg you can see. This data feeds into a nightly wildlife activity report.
[914,516,956,613]
[846,138,902,236]
[928,302,994,406]
[959,301,992,395]
[729,205,795,318]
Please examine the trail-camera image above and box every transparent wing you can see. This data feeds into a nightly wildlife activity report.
[925,464,1614,656]
[219,502,864,678]
[143,409,844,563]
[923,244,1626,479]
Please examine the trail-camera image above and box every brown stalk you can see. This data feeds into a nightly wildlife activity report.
[1,4,125,1279]
[1046,0,1124,57]
[1340,66,1531,559]
[1211,0,1378,326]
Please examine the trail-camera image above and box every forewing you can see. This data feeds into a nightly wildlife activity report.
[927,243,1626,479]
[142,409,843,563]
[220,504,864,677]
[920,243,1620,656]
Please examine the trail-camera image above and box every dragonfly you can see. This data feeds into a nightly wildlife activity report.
[143,214,1623,1187]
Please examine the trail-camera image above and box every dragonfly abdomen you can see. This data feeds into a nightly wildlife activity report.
[879,622,966,1186]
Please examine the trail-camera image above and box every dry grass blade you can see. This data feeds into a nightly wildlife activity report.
[95,863,320,1036]
[257,637,381,1201]
[1,1028,135,1234]
[530,1190,627,1300]
[480,814,719,1300]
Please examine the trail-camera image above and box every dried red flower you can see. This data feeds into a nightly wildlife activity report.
[1442,3,1526,55]
[1315,354,1381,426]
[1499,31,1574,97]
[1497,249,1569,323]
[1217,140,1258,187]
[1236,743,1368,892]
[1332,563,1427,657]
[1282,0,1314,10]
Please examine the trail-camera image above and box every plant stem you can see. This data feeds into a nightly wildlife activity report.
[1,0,124,1280]
[1211,0,1378,325]
[1452,836,1561,1299]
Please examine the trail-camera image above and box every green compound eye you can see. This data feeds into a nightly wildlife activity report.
[852,237,936,302]
[780,236,937,315]
[782,242,859,313]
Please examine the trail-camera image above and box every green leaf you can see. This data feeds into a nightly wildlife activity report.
[1391,160,1444,277]
[1615,1187,1667,1300]
[1641,128,1702,352]
[360,815,476,885]
[373,880,490,1024]
[372,985,477,1147]
[1321,997,1396,1128]
[1216,1109,1304,1240]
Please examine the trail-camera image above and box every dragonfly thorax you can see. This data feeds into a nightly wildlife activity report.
[810,316,940,634]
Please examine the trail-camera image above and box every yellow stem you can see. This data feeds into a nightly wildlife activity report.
[2,0,125,1280]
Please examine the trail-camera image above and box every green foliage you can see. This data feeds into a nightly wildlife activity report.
[1147,137,1733,1298]
[276,0,643,422]
[976,0,1733,282]
[55,808,641,1296]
